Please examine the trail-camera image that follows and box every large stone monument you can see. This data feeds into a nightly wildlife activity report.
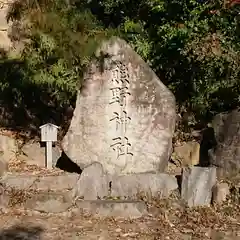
[62,37,176,175]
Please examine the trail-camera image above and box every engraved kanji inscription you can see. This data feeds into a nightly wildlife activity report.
[110,136,133,159]
[112,67,120,84]
[110,111,131,131]
[109,86,130,107]
[110,112,120,130]
[109,61,134,158]
[120,111,131,132]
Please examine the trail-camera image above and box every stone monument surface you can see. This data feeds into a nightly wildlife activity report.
[209,108,240,177]
[62,37,176,175]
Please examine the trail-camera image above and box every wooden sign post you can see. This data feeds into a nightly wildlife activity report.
[39,123,59,169]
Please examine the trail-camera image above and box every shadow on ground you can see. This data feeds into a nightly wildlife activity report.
[0,225,44,240]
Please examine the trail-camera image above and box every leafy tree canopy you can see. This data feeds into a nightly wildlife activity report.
[0,0,240,132]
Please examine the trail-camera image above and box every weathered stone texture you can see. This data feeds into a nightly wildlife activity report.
[0,158,8,177]
[75,199,147,219]
[72,162,109,200]
[0,134,18,163]
[173,141,200,167]
[19,141,61,168]
[1,173,79,191]
[209,109,240,177]
[0,0,12,50]
[212,182,230,204]
[25,192,72,213]
[62,37,176,175]
[110,173,178,199]
[181,167,216,207]
[0,184,9,209]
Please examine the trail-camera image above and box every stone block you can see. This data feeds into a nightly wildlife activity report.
[25,192,72,213]
[181,167,216,207]
[0,134,18,163]
[72,163,109,200]
[0,159,8,177]
[1,173,79,191]
[173,141,200,166]
[110,173,178,199]
[212,182,230,204]
[75,199,147,219]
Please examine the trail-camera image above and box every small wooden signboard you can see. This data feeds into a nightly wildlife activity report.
[39,123,59,169]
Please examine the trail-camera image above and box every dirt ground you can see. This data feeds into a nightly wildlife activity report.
[0,135,239,240]
[0,197,239,240]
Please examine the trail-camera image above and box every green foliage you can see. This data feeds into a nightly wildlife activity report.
[1,0,240,132]
[0,0,115,133]
[93,0,240,122]
[7,0,115,105]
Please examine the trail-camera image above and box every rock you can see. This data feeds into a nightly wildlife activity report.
[210,230,240,240]
[181,166,216,207]
[110,173,178,199]
[75,199,147,219]
[0,0,12,50]
[0,184,9,208]
[20,141,62,167]
[1,174,38,189]
[173,141,200,166]
[25,192,72,213]
[0,158,8,177]
[208,109,240,177]
[212,182,230,204]
[62,37,176,175]
[166,161,182,175]
[35,174,79,191]
[1,173,79,191]
[0,134,18,163]
[73,163,109,200]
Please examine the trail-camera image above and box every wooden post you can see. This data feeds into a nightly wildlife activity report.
[46,141,53,169]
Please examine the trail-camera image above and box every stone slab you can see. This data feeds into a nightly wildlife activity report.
[110,173,178,199]
[0,134,18,163]
[0,174,37,189]
[1,173,79,191]
[73,163,109,200]
[0,159,8,177]
[36,174,79,191]
[212,182,230,204]
[209,109,240,177]
[181,167,217,207]
[25,192,72,213]
[0,184,9,209]
[75,199,147,219]
[173,141,200,166]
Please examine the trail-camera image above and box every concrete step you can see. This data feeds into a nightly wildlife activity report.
[75,199,147,219]
[24,191,73,213]
[0,172,79,191]
[1,172,148,218]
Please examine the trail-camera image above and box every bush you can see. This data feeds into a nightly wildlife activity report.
[0,0,240,133]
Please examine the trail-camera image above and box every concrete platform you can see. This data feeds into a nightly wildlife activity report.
[75,199,148,219]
